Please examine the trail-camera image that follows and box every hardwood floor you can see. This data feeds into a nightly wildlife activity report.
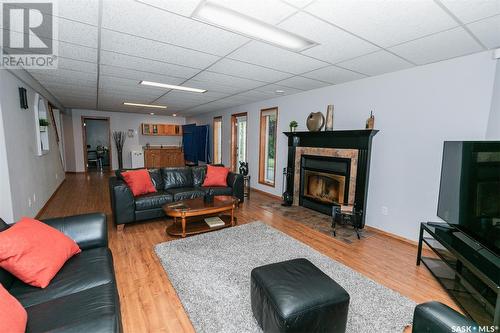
[38,172,456,333]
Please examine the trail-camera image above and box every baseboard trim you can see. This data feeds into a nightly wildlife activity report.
[365,225,418,246]
[250,187,282,201]
[35,179,66,219]
[65,171,85,174]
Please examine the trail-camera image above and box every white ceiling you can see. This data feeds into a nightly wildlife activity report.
[4,0,500,116]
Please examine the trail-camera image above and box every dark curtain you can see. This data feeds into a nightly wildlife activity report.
[182,124,209,164]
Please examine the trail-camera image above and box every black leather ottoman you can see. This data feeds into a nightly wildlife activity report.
[251,258,350,333]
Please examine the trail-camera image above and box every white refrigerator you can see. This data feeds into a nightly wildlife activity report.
[131,150,144,168]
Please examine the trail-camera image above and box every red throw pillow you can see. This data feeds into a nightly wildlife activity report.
[121,169,157,196]
[0,217,81,288]
[202,165,229,187]
[0,284,27,333]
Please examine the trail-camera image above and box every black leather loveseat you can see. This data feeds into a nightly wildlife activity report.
[109,165,244,229]
[0,213,122,333]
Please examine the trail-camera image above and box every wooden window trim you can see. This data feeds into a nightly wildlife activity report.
[230,112,247,172]
[258,107,278,187]
[212,116,222,165]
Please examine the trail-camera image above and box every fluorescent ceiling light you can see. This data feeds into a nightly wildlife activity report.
[123,102,167,109]
[140,80,207,93]
[192,1,316,51]
[150,112,155,115]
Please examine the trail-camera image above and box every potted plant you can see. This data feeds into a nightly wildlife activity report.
[39,118,49,132]
[289,120,298,132]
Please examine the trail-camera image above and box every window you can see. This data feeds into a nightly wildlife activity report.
[231,113,247,171]
[213,116,222,164]
[259,107,278,186]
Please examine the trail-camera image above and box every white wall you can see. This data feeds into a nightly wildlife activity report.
[66,109,186,171]
[486,59,500,139]
[188,51,497,241]
[0,70,65,222]
[0,98,14,222]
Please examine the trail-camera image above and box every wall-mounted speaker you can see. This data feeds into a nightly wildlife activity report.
[18,87,28,109]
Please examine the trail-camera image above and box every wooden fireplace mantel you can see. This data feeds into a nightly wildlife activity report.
[283,129,379,229]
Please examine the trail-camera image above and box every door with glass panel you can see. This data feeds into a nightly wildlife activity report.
[231,113,247,172]
[259,108,278,186]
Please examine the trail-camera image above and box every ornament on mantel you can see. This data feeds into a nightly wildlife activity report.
[325,104,334,131]
[365,111,375,129]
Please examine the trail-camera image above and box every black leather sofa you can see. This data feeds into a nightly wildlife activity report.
[109,166,244,229]
[0,213,122,333]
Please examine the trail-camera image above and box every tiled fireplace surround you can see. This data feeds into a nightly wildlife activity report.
[293,147,359,207]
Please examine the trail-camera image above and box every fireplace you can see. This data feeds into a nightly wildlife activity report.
[284,130,378,229]
[299,155,350,215]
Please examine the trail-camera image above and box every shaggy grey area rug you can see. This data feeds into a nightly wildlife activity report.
[154,222,415,333]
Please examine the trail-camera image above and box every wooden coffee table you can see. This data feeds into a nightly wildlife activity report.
[163,196,238,238]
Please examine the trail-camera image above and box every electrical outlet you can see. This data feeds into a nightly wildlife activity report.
[381,206,389,216]
[28,198,32,207]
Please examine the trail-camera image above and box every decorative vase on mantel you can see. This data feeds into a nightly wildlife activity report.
[325,105,334,131]
[306,112,325,131]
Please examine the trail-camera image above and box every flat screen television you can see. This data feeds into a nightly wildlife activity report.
[437,141,500,256]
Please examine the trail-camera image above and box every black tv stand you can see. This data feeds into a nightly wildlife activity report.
[417,222,499,325]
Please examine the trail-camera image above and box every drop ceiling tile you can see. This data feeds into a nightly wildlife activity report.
[102,0,248,56]
[60,100,97,109]
[440,0,500,23]
[190,71,264,90]
[305,0,458,47]
[279,12,379,63]
[158,90,229,105]
[282,0,315,9]
[101,30,219,69]
[206,0,297,24]
[8,1,99,26]
[255,83,304,96]
[235,90,279,100]
[29,68,97,83]
[51,89,97,99]
[56,18,98,48]
[58,57,97,74]
[58,41,98,63]
[336,50,414,76]
[35,76,97,89]
[206,58,293,82]
[100,65,187,84]
[302,65,366,84]
[467,15,500,49]
[389,27,483,65]
[43,81,96,91]
[228,41,328,74]
[134,0,201,17]
[275,76,330,90]
[99,75,168,95]
[181,79,248,94]
[57,0,99,26]
[100,51,199,79]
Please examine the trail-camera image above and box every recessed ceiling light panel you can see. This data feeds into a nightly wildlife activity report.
[123,102,167,109]
[192,1,317,51]
[140,81,207,93]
